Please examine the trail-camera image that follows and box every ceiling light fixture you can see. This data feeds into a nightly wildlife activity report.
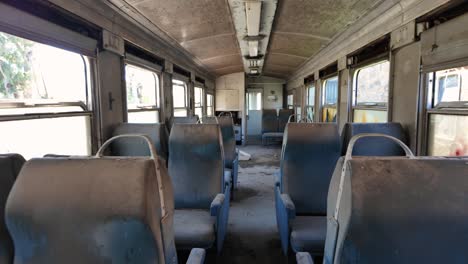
[248,41,259,57]
[245,1,262,36]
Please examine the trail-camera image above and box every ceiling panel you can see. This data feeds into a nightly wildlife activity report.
[125,0,242,76]
[264,0,384,78]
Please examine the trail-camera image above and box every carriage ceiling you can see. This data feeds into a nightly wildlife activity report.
[108,0,384,79]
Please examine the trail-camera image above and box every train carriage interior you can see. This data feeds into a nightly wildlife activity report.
[0,0,468,263]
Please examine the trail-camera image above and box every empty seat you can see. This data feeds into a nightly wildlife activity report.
[217,116,239,189]
[200,116,218,124]
[5,136,204,264]
[278,109,294,132]
[341,122,408,156]
[169,124,230,253]
[324,134,468,263]
[111,123,169,162]
[0,154,25,264]
[276,123,341,255]
[168,116,199,132]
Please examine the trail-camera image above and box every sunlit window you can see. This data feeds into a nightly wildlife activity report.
[207,94,214,116]
[194,87,204,118]
[305,85,315,121]
[125,64,160,123]
[172,79,188,117]
[352,60,389,123]
[0,31,93,159]
[426,66,468,156]
[287,94,294,109]
[322,76,338,122]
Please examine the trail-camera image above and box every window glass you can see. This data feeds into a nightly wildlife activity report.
[195,87,204,118]
[428,114,468,156]
[0,31,92,158]
[207,94,214,116]
[172,79,187,117]
[306,85,315,121]
[287,94,294,109]
[322,107,337,123]
[125,64,159,123]
[0,32,89,108]
[353,109,387,123]
[323,76,338,106]
[355,61,390,105]
[433,67,468,105]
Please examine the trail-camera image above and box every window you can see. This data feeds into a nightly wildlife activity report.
[322,76,338,122]
[305,85,315,121]
[0,31,93,159]
[194,87,204,118]
[287,94,294,109]
[207,93,214,116]
[246,91,262,116]
[352,61,389,123]
[426,66,468,156]
[125,64,160,123]
[172,79,188,117]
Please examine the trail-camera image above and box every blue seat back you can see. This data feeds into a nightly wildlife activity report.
[341,123,408,156]
[280,123,341,215]
[218,116,236,165]
[0,154,25,264]
[262,109,278,134]
[168,116,199,132]
[6,157,168,263]
[327,157,468,264]
[112,123,169,161]
[168,124,224,209]
[278,109,294,132]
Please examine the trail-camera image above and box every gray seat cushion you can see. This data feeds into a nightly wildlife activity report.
[262,132,284,138]
[290,216,327,254]
[174,209,215,249]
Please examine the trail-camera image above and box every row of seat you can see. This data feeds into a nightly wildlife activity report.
[276,122,468,263]
[0,120,235,263]
[262,109,294,145]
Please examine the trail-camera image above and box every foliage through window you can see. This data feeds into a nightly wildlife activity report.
[426,66,468,156]
[352,61,389,123]
[0,31,92,158]
[125,64,160,123]
[172,79,188,117]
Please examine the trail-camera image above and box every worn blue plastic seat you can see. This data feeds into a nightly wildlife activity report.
[324,134,468,264]
[5,138,205,264]
[112,123,169,162]
[276,123,341,255]
[278,109,294,132]
[0,154,25,264]
[341,122,408,156]
[217,116,239,189]
[169,124,230,253]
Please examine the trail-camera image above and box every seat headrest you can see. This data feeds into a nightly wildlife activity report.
[341,122,407,156]
[168,124,224,209]
[0,154,25,263]
[5,157,165,263]
[112,123,168,160]
[281,123,341,214]
[332,157,468,263]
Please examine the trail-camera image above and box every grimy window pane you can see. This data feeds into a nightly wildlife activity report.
[433,66,468,105]
[322,107,337,123]
[323,76,338,105]
[428,114,468,156]
[0,32,88,107]
[173,81,187,108]
[356,61,390,105]
[128,111,159,123]
[353,109,388,123]
[126,65,158,109]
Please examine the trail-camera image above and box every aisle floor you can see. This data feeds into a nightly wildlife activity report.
[215,144,292,263]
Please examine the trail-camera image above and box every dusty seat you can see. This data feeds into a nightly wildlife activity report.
[169,124,231,253]
[218,116,239,189]
[5,137,204,264]
[278,109,294,133]
[276,123,341,255]
[174,209,216,249]
[0,154,25,264]
[112,123,169,161]
[324,134,468,263]
[341,122,408,156]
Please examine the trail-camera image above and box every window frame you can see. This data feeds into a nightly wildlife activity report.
[123,56,162,123]
[172,78,189,117]
[305,83,316,122]
[0,28,97,155]
[320,74,339,122]
[194,86,205,118]
[420,64,468,156]
[350,59,390,123]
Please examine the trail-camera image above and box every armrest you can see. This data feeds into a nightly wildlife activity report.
[186,248,206,264]
[296,252,314,264]
[275,171,281,187]
[210,193,225,216]
[279,192,296,219]
[224,170,232,187]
